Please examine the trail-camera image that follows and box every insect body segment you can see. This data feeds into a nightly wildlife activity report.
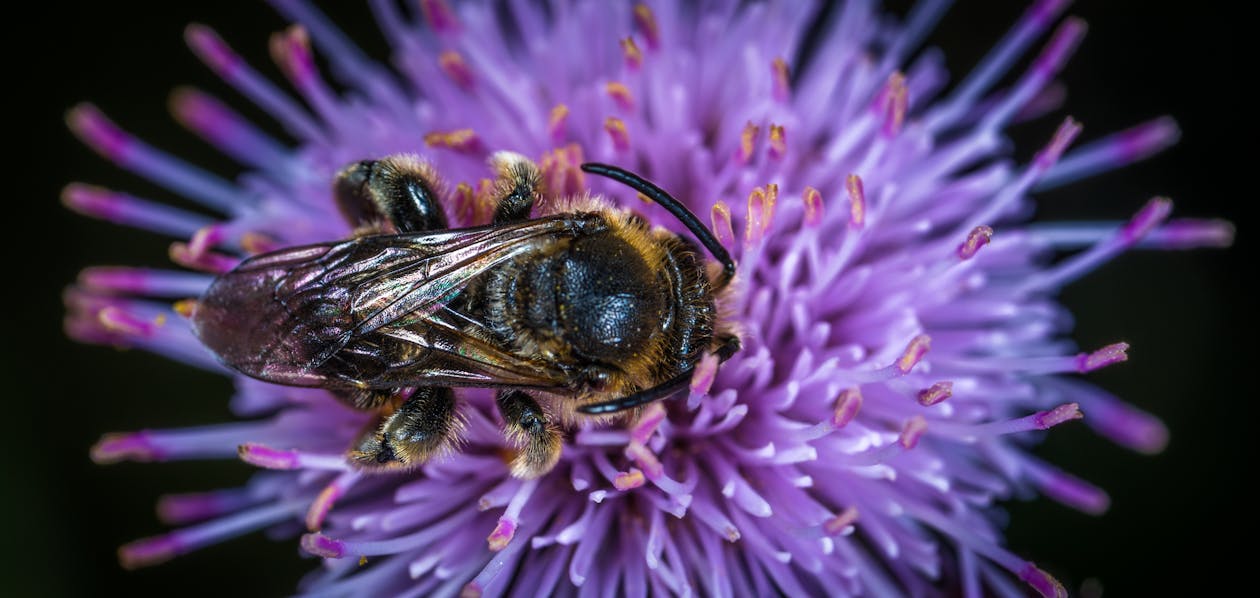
[191,152,738,478]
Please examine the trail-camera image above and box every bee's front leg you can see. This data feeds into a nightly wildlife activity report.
[350,387,462,470]
[489,151,543,224]
[334,155,450,234]
[495,390,562,478]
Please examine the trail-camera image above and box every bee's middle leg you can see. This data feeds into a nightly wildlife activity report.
[334,155,449,234]
[495,390,562,478]
[350,386,461,470]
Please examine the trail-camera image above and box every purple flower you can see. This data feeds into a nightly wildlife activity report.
[65,1,1232,596]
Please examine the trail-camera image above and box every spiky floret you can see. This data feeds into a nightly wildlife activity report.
[68,1,1230,596]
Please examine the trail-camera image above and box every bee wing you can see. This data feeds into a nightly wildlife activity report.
[321,307,567,389]
[193,216,581,388]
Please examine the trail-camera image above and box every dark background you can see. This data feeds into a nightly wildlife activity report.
[6,1,1250,596]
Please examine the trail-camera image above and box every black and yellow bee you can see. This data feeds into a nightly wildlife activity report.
[191,153,738,478]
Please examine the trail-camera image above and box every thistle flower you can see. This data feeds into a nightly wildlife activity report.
[65,1,1233,596]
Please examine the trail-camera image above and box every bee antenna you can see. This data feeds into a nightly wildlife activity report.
[578,369,693,414]
[580,163,735,287]
[577,336,740,415]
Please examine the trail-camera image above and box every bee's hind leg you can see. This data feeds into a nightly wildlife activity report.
[350,387,462,470]
[334,155,450,234]
[495,390,562,478]
[489,152,543,224]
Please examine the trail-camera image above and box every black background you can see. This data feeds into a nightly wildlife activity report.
[5,1,1251,596]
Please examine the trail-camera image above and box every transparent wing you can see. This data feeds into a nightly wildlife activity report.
[192,216,586,389]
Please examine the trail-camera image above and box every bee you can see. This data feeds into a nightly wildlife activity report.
[191,152,739,478]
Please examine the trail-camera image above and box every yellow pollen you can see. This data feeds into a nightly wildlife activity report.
[823,507,859,535]
[917,381,954,406]
[900,415,928,449]
[711,201,735,247]
[768,124,787,159]
[745,187,768,245]
[620,37,643,70]
[547,104,569,142]
[172,299,198,318]
[240,231,276,255]
[306,484,340,531]
[474,178,496,223]
[563,145,586,190]
[771,57,791,101]
[604,117,630,151]
[737,122,759,164]
[614,469,646,490]
[604,82,635,112]
[958,225,995,260]
[438,50,474,90]
[831,387,863,428]
[802,186,824,227]
[633,4,660,49]
[189,225,220,256]
[763,183,778,230]
[880,71,908,135]
[540,143,587,197]
[424,129,481,153]
[454,182,476,225]
[845,174,866,228]
[536,143,584,197]
[98,307,143,336]
[897,335,931,374]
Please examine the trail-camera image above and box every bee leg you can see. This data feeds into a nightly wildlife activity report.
[714,334,742,361]
[334,155,449,234]
[495,390,562,478]
[489,151,543,224]
[338,387,403,410]
[350,387,461,470]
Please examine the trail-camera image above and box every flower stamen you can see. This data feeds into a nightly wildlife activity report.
[846,174,866,229]
[916,381,954,406]
[61,184,212,238]
[802,187,825,227]
[957,225,994,260]
[547,104,569,143]
[633,4,660,50]
[238,443,350,471]
[1076,342,1130,373]
[306,471,361,531]
[736,122,760,165]
[768,124,787,160]
[710,201,735,248]
[423,129,483,154]
[822,507,859,536]
[771,57,791,102]
[620,37,643,70]
[899,416,929,449]
[438,50,475,90]
[604,82,635,112]
[603,117,631,152]
[419,0,460,34]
